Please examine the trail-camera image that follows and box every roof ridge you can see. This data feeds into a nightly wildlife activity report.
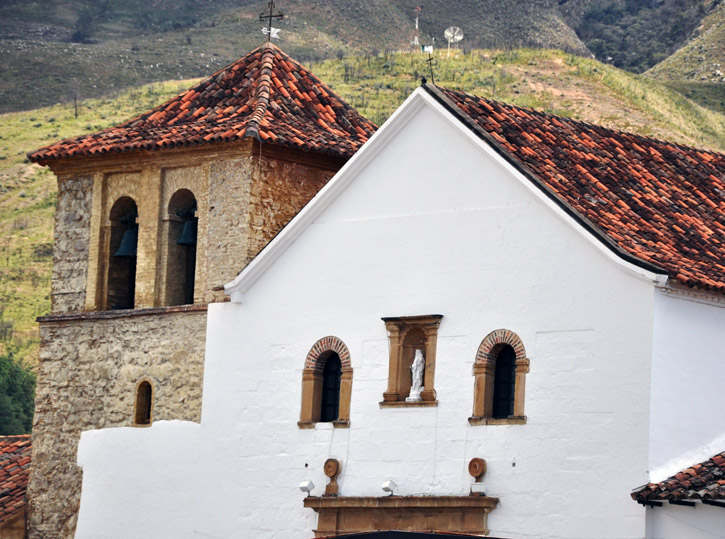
[244,42,277,142]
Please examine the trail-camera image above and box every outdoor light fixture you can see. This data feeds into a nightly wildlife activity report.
[299,480,315,495]
[381,480,397,495]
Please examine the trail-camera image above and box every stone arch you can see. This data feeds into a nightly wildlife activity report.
[300,336,352,428]
[475,328,527,364]
[162,188,198,306]
[305,336,352,371]
[471,329,529,425]
[105,196,138,310]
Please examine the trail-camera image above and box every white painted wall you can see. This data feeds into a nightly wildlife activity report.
[649,290,725,474]
[76,92,660,539]
[646,504,725,539]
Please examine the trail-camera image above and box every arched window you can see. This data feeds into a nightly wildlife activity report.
[106,197,138,310]
[134,380,153,426]
[164,189,197,306]
[470,329,529,425]
[492,345,516,418]
[320,353,342,422]
[299,337,353,429]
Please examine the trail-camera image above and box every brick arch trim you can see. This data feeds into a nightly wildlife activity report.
[305,336,351,370]
[476,329,526,363]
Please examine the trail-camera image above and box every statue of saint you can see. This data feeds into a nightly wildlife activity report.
[406,349,425,402]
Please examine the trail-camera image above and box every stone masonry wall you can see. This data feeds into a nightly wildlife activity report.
[205,155,254,300]
[52,175,93,313]
[27,308,207,538]
[29,141,347,538]
[247,149,338,263]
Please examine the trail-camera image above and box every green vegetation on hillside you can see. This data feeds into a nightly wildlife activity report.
[646,1,725,83]
[5,0,722,114]
[0,80,195,365]
[0,352,35,434]
[308,48,725,148]
[1,49,723,369]
[571,0,711,73]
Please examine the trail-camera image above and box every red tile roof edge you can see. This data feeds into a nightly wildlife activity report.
[0,435,31,524]
[27,43,375,165]
[423,83,669,277]
[631,450,725,502]
[423,83,725,292]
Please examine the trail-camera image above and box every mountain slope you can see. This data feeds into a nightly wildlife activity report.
[647,1,725,83]
[1,0,585,113]
[1,49,724,365]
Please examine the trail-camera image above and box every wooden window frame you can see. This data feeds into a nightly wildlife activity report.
[298,337,352,429]
[380,315,443,408]
[469,329,529,426]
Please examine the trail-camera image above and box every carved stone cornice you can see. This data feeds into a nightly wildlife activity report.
[304,495,499,537]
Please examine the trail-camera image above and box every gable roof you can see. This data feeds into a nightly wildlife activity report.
[28,43,376,165]
[424,84,725,293]
[0,435,31,523]
[631,450,725,503]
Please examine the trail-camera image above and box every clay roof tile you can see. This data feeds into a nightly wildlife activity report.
[428,85,725,293]
[29,43,376,165]
[0,436,31,523]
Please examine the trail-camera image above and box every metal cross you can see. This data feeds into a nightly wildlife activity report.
[260,0,284,42]
[426,53,437,85]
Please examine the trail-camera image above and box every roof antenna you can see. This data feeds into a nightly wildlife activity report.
[425,52,436,85]
[260,0,284,42]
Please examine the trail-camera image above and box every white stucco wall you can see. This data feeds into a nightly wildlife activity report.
[76,92,660,539]
[649,290,725,474]
[646,504,725,539]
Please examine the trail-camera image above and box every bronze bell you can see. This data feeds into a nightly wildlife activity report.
[177,218,197,247]
[176,205,197,247]
[113,217,138,258]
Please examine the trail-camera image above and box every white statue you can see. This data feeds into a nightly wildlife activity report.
[406,349,425,402]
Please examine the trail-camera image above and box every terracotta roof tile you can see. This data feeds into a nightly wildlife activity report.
[29,44,376,165]
[0,435,31,523]
[632,451,725,502]
[427,85,725,293]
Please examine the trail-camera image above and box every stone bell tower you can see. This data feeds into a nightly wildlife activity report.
[26,42,376,538]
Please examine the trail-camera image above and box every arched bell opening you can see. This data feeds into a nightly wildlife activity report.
[106,197,138,310]
[165,189,197,306]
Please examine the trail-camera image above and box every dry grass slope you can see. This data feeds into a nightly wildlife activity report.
[1,49,723,366]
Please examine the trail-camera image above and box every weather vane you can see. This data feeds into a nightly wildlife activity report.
[260,0,284,41]
[426,52,437,85]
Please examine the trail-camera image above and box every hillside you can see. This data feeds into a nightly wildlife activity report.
[561,0,715,73]
[1,0,721,113]
[1,49,724,367]
[645,1,725,112]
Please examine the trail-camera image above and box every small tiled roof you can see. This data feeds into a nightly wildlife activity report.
[0,435,31,523]
[28,43,376,165]
[425,85,725,293]
[632,451,725,502]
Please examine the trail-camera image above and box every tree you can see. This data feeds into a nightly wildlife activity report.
[0,353,35,435]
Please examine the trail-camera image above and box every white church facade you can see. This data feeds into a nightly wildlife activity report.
[73,85,725,538]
